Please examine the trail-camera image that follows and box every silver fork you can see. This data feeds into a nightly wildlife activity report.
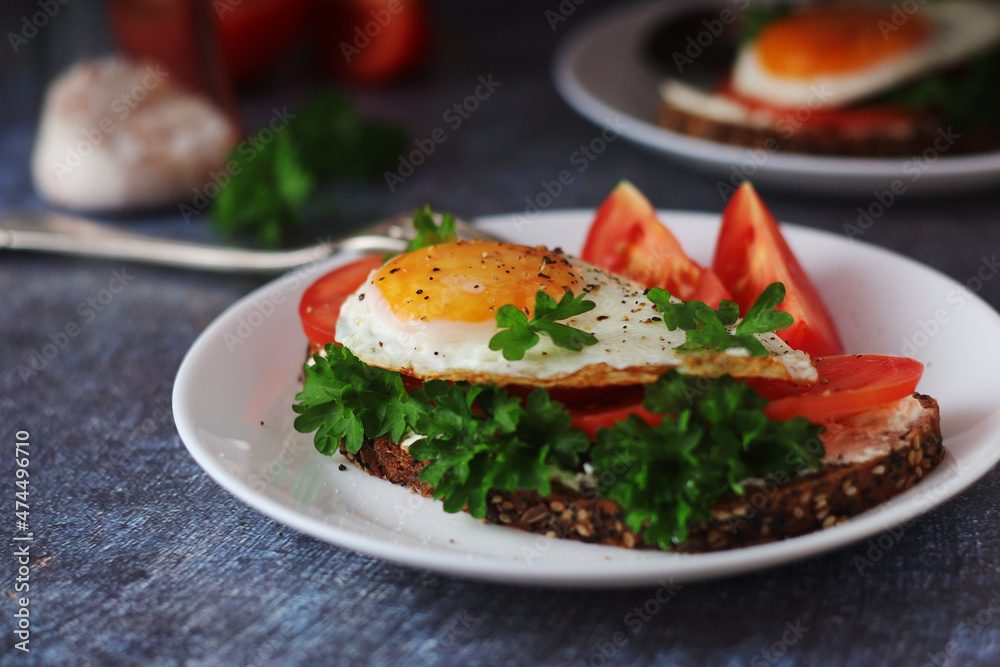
[0,211,500,274]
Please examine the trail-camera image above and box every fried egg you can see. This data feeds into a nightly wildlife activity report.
[336,240,815,388]
[732,0,1000,109]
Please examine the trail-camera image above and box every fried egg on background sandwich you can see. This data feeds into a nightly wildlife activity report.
[731,0,1000,109]
[656,0,1000,157]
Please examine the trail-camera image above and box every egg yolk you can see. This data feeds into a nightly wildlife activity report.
[372,240,584,323]
[756,6,930,78]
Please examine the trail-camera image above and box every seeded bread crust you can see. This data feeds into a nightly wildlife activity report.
[342,394,944,552]
[681,394,944,552]
[658,99,1000,158]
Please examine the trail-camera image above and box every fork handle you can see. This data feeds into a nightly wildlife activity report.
[0,226,408,274]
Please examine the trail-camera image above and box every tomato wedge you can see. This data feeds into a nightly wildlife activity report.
[749,355,923,422]
[712,182,844,356]
[581,181,731,307]
[299,254,384,351]
[541,384,662,440]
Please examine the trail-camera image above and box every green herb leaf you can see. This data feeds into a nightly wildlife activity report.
[293,344,824,548]
[590,371,824,547]
[212,135,305,247]
[408,382,588,518]
[210,91,408,246]
[292,344,423,454]
[647,283,790,357]
[489,290,598,361]
[273,130,315,207]
[739,5,791,44]
[875,49,1000,129]
[736,282,793,335]
[401,205,459,253]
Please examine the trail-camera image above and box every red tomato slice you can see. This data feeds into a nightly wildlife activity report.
[749,355,923,422]
[300,254,384,351]
[712,182,844,356]
[717,79,923,135]
[581,181,731,307]
[570,401,663,441]
[543,384,662,440]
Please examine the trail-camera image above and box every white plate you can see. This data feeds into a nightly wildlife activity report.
[552,0,1000,196]
[173,211,1000,587]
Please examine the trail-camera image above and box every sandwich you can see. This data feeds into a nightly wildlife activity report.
[654,0,1000,157]
[292,185,944,552]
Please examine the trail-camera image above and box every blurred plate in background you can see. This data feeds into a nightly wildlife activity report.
[553,0,1000,196]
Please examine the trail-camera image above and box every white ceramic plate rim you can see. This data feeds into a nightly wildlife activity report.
[173,210,1000,587]
[552,0,1000,194]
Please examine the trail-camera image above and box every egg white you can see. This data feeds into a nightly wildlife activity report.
[336,251,815,387]
[732,0,1000,109]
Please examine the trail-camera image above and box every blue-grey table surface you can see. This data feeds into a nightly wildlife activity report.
[3,1,1000,665]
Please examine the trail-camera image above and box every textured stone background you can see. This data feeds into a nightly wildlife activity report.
[3,1,1000,665]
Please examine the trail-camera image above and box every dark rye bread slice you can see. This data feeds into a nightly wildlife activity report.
[658,94,1000,158]
[342,394,944,552]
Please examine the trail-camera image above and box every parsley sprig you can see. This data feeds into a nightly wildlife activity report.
[739,5,791,44]
[210,91,408,246]
[408,382,589,517]
[647,283,793,356]
[293,340,823,548]
[489,290,598,361]
[876,49,1000,129]
[292,345,424,455]
[401,206,459,253]
[590,372,823,546]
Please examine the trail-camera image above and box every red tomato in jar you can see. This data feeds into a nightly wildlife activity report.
[215,0,311,83]
[317,0,432,84]
[110,0,310,87]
